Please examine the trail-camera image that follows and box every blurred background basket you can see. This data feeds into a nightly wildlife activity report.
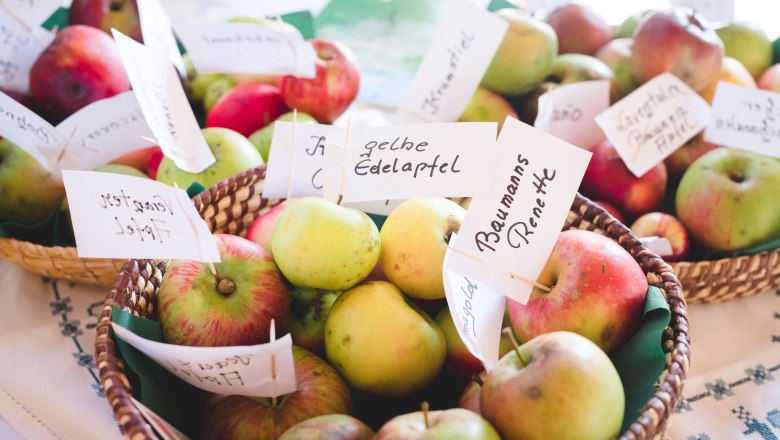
[94,165,691,440]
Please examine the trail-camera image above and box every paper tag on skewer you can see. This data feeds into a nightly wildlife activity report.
[112,324,296,397]
[595,72,710,178]
[0,89,63,170]
[534,80,610,150]
[0,0,62,28]
[443,239,506,371]
[446,117,591,305]
[136,0,186,77]
[703,82,780,159]
[112,30,215,174]
[0,10,54,93]
[392,0,508,123]
[62,170,220,262]
[639,236,674,257]
[175,23,316,78]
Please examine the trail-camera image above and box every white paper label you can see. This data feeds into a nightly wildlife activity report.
[62,170,220,262]
[703,82,780,159]
[446,117,591,305]
[112,324,296,398]
[639,236,674,257]
[443,241,506,371]
[534,80,609,150]
[322,122,496,204]
[393,0,508,123]
[112,30,215,174]
[136,0,186,77]
[0,14,53,93]
[56,91,156,171]
[175,23,316,78]
[0,89,63,169]
[521,0,569,12]
[263,121,344,199]
[0,0,62,27]
[669,0,734,25]
[595,72,711,178]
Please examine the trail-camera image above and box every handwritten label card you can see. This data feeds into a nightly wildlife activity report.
[534,80,609,150]
[136,0,187,77]
[443,241,506,371]
[263,121,345,199]
[669,0,734,25]
[113,30,215,174]
[595,72,711,178]
[56,91,155,171]
[639,236,674,257]
[0,0,63,27]
[0,89,62,169]
[0,13,53,93]
[322,122,496,204]
[62,170,220,262]
[446,117,591,305]
[522,0,570,12]
[175,23,316,78]
[703,82,780,159]
[393,0,508,123]
[112,324,296,397]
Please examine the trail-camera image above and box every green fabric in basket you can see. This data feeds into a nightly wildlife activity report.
[610,286,671,432]
[111,306,206,439]
[0,203,62,245]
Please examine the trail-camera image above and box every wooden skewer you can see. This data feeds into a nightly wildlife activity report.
[270,319,278,407]
[337,116,352,206]
[446,246,552,292]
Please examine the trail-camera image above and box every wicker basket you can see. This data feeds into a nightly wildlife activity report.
[94,165,691,440]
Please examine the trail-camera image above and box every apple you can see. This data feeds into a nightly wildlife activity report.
[246,199,297,254]
[508,229,648,353]
[543,3,611,56]
[325,281,446,397]
[481,331,624,440]
[272,197,380,290]
[480,9,557,96]
[676,148,780,252]
[206,83,288,137]
[203,346,352,440]
[758,63,780,92]
[248,111,318,162]
[579,139,667,220]
[663,134,720,181]
[287,286,341,355]
[155,127,263,190]
[595,38,638,98]
[279,414,373,440]
[459,372,487,415]
[0,139,64,225]
[0,88,39,113]
[203,76,237,112]
[280,39,360,124]
[717,22,773,79]
[458,87,518,132]
[157,234,289,346]
[93,164,148,179]
[614,9,658,39]
[632,9,724,92]
[109,146,160,174]
[30,25,131,122]
[375,408,500,440]
[699,56,757,104]
[146,148,164,180]
[68,0,142,42]
[590,200,625,224]
[631,212,690,261]
[380,198,465,300]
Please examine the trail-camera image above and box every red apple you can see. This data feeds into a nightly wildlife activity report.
[543,3,612,56]
[279,414,373,440]
[508,229,648,353]
[68,0,142,42]
[206,83,288,137]
[30,25,131,122]
[590,200,625,224]
[631,212,691,261]
[579,139,667,220]
[459,372,487,415]
[280,39,360,124]
[204,346,353,440]
[436,306,484,379]
[758,63,780,92]
[157,234,289,346]
[632,8,724,92]
[663,134,720,181]
[110,146,160,174]
[146,148,164,180]
[0,88,39,113]
[246,200,296,254]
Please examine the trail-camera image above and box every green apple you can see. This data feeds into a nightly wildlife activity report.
[156,127,263,190]
[203,76,236,111]
[480,9,558,96]
[375,408,500,440]
[325,281,446,397]
[380,198,465,300]
[279,414,374,440]
[613,9,657,39]
[272,197,380,290]
[481,331,624,440]
[0,139,64,225]
[288,286,342,355]
[595,38,638,98]
[249,111,317,162]
[717,22,773,79]
[676,148,780,252]
[458,87,518,132]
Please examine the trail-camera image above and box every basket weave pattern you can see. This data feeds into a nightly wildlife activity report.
[94,166,691,440]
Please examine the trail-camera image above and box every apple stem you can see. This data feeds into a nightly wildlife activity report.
[421,401,430,429]
[502,327,529,367]
[217,279,236,296]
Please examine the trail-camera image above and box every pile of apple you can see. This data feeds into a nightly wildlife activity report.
[153,194,649,440]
